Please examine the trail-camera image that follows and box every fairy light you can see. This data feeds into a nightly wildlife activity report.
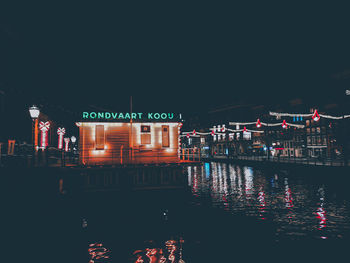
[270,110,350,120]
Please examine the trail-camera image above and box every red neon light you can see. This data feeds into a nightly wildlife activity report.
[275,147,284,150]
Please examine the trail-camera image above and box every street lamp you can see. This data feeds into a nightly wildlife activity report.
[70,136,76,144]
[29,105,40,150]
[29,105,40,166]
[29,105,40,119]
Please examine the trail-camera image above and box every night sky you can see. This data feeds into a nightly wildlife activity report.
[1,3,350,140]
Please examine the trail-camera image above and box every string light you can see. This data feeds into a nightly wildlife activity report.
[229,119,304,128]
[270,110,350,120]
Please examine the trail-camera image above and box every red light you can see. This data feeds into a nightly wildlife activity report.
[312,109,320,121]
[256,119,261,128]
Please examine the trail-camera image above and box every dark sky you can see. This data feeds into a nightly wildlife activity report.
[1,3,350,140]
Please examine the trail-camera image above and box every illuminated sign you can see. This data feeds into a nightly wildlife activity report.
[82,112,178,121]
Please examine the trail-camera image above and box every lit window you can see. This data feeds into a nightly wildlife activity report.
[95,125,105,150]
[161,125,169,147]
[141,125,151,145]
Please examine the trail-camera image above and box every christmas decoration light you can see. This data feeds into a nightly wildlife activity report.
[270,110,350,120]
[57,127,65,149]
[312,109,320,121]
[39,121,50,149]
[64,137,70,152]
[229,121,304,128]
[256,119,261,128]
[282,120,288,129]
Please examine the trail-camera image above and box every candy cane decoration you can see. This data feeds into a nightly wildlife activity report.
[57,127,65,149]
[39,121,50,149]
[64,137,70,152]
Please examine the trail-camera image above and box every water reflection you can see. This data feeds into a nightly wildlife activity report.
[131,240,182,263]
[316,187,327,239]
[187,162,350,241]
[88,243,111,263]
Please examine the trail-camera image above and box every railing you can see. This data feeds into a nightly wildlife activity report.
[205,154,348,167]
[0,147,183,167]
[79,147,181,166]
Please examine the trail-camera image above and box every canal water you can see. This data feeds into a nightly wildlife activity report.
[79,162,350,262]
[5,163,350,262]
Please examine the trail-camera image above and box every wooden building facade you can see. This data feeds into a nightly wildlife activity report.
[76,121,181,165]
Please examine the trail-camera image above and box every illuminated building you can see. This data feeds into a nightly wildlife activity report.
[76,112,181,165]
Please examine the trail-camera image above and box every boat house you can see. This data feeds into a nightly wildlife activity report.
[76,111,181,165]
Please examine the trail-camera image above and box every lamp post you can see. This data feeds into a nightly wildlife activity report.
[29,105,40,166]
[70,136,77,164]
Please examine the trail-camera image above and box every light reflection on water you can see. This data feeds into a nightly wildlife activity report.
[187,162,350,241]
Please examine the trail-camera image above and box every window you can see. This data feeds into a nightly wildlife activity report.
[307,128,310,134]
[95,125,105,150]
[316,127,321,134]
[311,136,316,145]
[161,125,169,147]
[306,120,310,126]
[141,125,151,145]
[317,136,321,144]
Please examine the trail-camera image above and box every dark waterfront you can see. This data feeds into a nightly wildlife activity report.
[4,163,350,262]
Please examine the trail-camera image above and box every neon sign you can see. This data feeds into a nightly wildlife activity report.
[82,112,178,120]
